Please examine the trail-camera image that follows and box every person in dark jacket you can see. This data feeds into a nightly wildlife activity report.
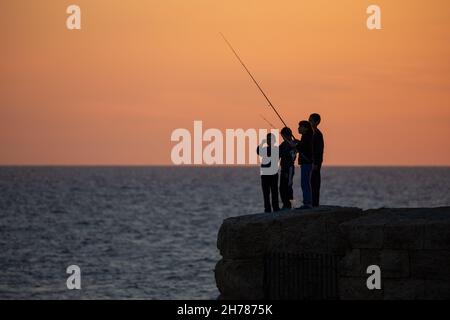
[309,113,324,207]
[295,121,314,209]
[279,127,297,210]
[257,133,280,213]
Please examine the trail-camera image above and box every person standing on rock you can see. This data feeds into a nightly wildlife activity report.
[279,127,297,210]
[257,133,280,213]
[295,121,314,209]
[309,113,324,207]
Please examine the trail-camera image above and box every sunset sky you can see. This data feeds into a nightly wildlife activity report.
[1,0,449,165]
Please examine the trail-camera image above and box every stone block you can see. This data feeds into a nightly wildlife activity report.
[424,279,450,300]
[380,250,410,278]
[383,279,425,300]
[357,249,410,279]
[215,258,264,300]
[339,249,361,277]
[383,223,424,249]
[340,221,385,249]
[410,250,450,280]
[424,221,450,250]
[217,206,362,259]
[339,277,383,300]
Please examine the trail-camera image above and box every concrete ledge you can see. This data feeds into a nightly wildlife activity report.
[216,206,362,299]
[216,206,450,300]
[218,206,363,259]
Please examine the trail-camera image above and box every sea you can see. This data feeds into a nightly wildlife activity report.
[0,166,449,299]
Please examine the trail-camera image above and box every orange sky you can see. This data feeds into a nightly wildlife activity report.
[1,0,449,165]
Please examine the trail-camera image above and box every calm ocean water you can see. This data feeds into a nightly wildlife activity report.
[0,166,449,299]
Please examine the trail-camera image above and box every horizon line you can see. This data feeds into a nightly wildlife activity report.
[0,164,449,168]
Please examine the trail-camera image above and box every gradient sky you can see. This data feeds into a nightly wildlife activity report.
[1,0,449,165]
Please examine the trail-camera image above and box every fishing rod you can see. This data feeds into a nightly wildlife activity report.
[220,32,288,128]
[259,114,275,129]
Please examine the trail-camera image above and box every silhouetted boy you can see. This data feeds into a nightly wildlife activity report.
[309,113,324,207]
[296,121,314,209]
[257,133,280,213]
[279,127,296,209]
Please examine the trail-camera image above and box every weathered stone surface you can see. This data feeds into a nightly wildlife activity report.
[410,250,450,280]
[359,249,410,279]
[424,220,450,250]
[359,249,381,274]
[341,249,410,279]
[383,222,424,249]
[214,258,264,300]
[338,249,361,277]
[326,218,356,253]
[339,277,383,300]
[340,278,428,300]
[339,211,387,249]
[217,206,362,260]
[425,279,450,300]
[217,213,281,259]
[383,279,425,300]
[341,207,450,250]
[216,206,450,300]
[380,250,410,278]
[267,211,327,254]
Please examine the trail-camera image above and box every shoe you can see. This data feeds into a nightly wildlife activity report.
[281,206,292,211]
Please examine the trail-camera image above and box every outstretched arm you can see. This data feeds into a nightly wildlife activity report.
[257,139,267,155]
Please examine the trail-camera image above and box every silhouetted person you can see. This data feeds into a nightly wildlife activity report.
[295,121,314,209]
[279,127,297,209]
[309,113,324,207]
[257,133,280,213]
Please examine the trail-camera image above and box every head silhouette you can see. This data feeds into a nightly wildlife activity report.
[298,120,312,135]
[309,113,321,128]
[280,127,293,141]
